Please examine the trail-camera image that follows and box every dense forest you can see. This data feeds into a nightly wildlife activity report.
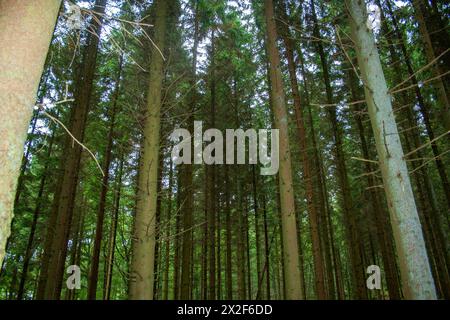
[0,0,449,301]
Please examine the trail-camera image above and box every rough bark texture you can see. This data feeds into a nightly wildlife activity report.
[346,0,437,299]
[0,0,60,266]
[129,0,168,300]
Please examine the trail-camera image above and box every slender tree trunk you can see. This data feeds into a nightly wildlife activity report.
[295,30,343,299]
[216,185,222,300]
[17,128,56,300]
[173,173,182,300]
[264,0,304,299]
[278,0,327,299]
[311,0,367,299]
[346,66,402,299]
[88,55,123,300]
[0,0,60,266]
[153,155,165,300]
[180,0,199,300]
[346,0,437,299]
[162,158,173,300]
[224,165,233,300]
[66,194,86,301]
[129,0,168,300]
[236,176,246,299]
[244,196,252,299]
[43,0,107,300]
[384,0,450,213]
[262,194,271,299]
[104,155,124,300]
[252,166,262,299]
[207,29,217,300]
[411,0,450,131]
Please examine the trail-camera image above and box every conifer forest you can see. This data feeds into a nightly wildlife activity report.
[0,0,450,301]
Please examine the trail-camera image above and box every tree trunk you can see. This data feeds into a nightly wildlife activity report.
[43,0,107,300]
[311,0,367,299]
[378,1,450,297]
[104,155,124,300]
[180,0,199,300]
[346,0,437,299]
[236,175,247,299]
[161,157,173,300]
[278,0,327,299]
[129,0,168,300]
[384,0,450,214]
[173,173,182,299]
[87,55,123,299]
[346,66,402,299]
[17,127,56,300]
[411,0,450,131]
[224,165,233,300]
[262,194,271,299]
[207,29,217,300]
[0,0,60,266]
[264,0,304,299]
[252,166,262,299]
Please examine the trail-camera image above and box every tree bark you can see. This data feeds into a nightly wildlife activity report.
[129,0,168,300]
[346,0,437,299]
[0,0,60,266]
[346,66,402,299]
[264,0,304,299]
[17,127,56,300]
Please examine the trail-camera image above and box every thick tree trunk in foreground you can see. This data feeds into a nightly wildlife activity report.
[347,67,402,300]
[129,0,168,300]
[264,0,304,300]
[346,0,436,299]
[0,0,60,267]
